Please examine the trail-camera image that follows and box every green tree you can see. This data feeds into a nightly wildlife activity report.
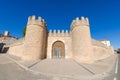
[22,27,26,37]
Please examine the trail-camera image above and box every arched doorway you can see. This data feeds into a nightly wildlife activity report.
[52,41,65,58]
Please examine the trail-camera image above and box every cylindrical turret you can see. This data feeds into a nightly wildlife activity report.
[71,16,94,64]
[22,15,47,61]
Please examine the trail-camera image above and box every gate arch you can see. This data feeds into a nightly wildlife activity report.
[52,41,65,58]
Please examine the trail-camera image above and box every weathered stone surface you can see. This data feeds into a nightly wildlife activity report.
[7,15,114,64]
[22,16,47,61]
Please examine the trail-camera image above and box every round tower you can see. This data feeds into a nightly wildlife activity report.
[22,15,47,61]
[71,16,94,64]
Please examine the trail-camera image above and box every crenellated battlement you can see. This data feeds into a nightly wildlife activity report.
[27,15,46,27]
[70,16,89,31]
[48,29,71,37]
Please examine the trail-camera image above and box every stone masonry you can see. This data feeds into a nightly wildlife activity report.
[7,15,114,64]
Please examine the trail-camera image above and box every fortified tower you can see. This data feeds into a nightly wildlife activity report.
[71,17,94,64]
[22,15,47,61]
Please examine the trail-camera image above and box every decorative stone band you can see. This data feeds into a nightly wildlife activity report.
[70,16,89,31]
[27,15,47,29]
[48,29,71,37]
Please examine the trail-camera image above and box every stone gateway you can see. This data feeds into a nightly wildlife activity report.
[8,15,114,64]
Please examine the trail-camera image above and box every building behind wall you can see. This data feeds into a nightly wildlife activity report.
[0,31,18,53]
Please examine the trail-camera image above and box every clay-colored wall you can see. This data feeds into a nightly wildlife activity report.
[6,16,115,64]
[71,17,94,64]
[42,29,47,58]
[8,39,23,57]
[93,45,114,60]
[22,16,47,61]
[47,36,72,59]
[7,36,114,62]
[8,44,23,57]
[23,25,44,61]
[92,39,114,60]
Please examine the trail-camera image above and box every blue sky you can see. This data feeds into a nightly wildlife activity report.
[0,0,119,49]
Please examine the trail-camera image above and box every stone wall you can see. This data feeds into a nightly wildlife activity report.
[0,16,115,63]
[47,30,72,59]
[47,29,114,61]
[22,16,47,61]
[7,38,24,57]
[70,17,94,64]
[0,37,17,45]
[49,29,70,37]
[92,39,114,60]
[6,37,114,61]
